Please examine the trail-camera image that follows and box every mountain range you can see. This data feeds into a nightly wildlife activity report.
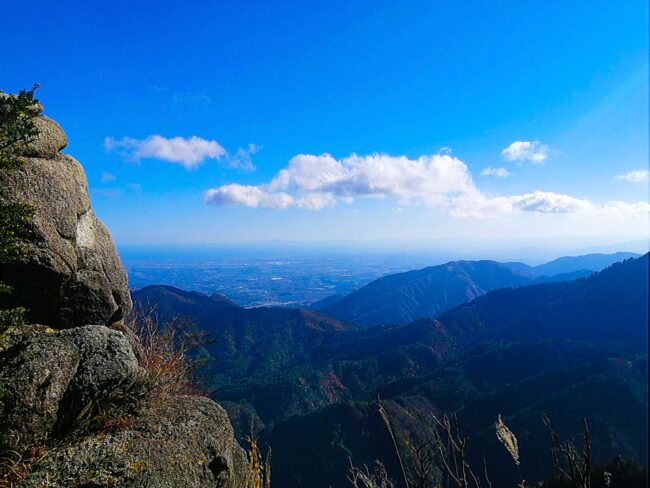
[131,252,648,487]
[506,251,639,276]
[313,252,637,326]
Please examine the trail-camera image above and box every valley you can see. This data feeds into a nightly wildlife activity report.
[132,252,648,487]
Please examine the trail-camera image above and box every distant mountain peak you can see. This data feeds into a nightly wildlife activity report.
[322,253,639,327]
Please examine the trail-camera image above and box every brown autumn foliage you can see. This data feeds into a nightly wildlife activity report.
[122,308,210,404]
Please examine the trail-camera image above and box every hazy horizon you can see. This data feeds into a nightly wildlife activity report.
[118,237,648,264]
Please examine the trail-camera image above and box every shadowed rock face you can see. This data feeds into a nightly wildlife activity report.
[0,111,131,328]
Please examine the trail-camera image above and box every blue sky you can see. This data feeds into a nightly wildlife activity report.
[1,0,648,247]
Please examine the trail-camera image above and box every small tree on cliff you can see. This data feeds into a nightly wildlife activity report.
[0,85,39,327]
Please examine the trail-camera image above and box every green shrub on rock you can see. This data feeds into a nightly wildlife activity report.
[0,85,39,328]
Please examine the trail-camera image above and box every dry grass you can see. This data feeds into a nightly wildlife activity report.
[97,415,141,434]
[122,309,210,404]
[377,396,410,488]
[542,415,593,488]
[0,444,49,488]
[348,402,603,488]
[0,452,30,488]
[430,413,485,488]
[349,460,395,488]
[495,415,520,466]
[244,436,272,488]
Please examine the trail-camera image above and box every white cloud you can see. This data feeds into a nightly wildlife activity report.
[105,135,226,170]
[508,191,594,214]
[206,153,474,210]
[203,150,650,220]
[266,153,476,209]
[203,184,294,209]
[501,140,549,163]
[100,171,116,183]
[447,190,650,219]
[481,167,510,178]
[615,169,649,183]
[105,135,257,171]
[594,200,650,218]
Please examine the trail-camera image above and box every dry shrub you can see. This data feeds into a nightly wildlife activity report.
[376,397,410,488]
[97,415,140,434]
[542,415,593,488]
[349,460,395,488]
[0,444,49,488]
[430,413,485,488]
[409,437,438,488]
[123,309,210,404]
[346,402,623,488]
[0,452,30,488]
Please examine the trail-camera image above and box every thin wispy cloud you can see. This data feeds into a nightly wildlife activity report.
[501,140,549,163]
[105,135,256,171]
[203,151,650,219]
[481,167,510,178]
[615,169,649,183]
[149,85,212,106]
[93,188,123,198]
[227,144,261,172]
[100,171,116,183]
[93,182,142,198]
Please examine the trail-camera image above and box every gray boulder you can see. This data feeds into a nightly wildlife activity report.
[0,325,79,453]
[55,324,148,432]
[22,115,68,159]
[1,324,248,487]
[0,114,132,327]
[21,396,248,488]
[0,99,249,486]
[0,324,146,454]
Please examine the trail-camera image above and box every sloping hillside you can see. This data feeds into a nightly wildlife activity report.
[322,253,636,327]
[530,251,639,276]
[133,285,358,385]
[266,343,647,488]
[323,260,533,326]
[439,254,648,347]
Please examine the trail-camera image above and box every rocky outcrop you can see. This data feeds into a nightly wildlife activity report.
[22,116,68,159]
[0,108,131,328]
[22,397,247,487]
[0,325,80,453]
[0,101,248,487]
[0,324,146,454]
[0,325,246,487]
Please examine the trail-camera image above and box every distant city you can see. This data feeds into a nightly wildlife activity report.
[123,253,441,307]
[120,241,648,307]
